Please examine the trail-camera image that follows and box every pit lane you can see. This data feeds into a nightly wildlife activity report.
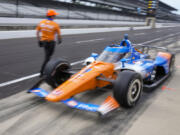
[0,27,180,135]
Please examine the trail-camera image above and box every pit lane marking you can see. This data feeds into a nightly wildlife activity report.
[0,73,40,88]
[140,32,180,45]
[134,33,145,36]
[0,60,84,88]
[156,30,161,32]
[76,38,104,44]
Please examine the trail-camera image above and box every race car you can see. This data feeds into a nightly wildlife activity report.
[28,34,175,115]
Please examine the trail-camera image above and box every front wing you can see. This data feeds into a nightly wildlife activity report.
[29,88,119,115]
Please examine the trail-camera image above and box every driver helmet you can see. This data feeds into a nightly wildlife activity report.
[120,34,131,48]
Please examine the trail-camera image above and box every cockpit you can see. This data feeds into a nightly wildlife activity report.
[96,34,133,63]
[96,45,130,63]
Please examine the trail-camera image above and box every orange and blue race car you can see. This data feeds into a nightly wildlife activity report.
[28,34,175,115]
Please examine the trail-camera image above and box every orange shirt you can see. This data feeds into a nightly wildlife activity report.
[36,19,61,41]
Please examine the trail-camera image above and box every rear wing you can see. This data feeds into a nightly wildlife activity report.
[133,32,180,53]
[133,44,170,54]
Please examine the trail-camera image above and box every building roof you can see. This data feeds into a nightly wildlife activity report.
[159,1,177,11]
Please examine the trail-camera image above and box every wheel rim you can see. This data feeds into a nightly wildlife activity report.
[150,69,156,81]
[127,79,141,105]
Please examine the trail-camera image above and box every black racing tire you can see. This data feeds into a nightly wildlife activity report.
[43,58,71,87]
[113,71,143,108]
[169,53,175,74]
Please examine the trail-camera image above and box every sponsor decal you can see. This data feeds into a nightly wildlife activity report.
[67,101,78,107]
[40,23,54,29]
[135,61,142,65]
[83,68,92,73]
[94,66,101,69]
[32,90,41,92]
[52,90,63,95]
[73,74,84,80]
[77,104,98,111]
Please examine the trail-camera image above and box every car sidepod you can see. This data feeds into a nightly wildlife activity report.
[155,52,172,74]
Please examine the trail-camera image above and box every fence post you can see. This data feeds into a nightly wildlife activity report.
[67,4,70,19]
[16,0,19,17]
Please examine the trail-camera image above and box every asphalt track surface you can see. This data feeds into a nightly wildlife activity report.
[0,27,180,135]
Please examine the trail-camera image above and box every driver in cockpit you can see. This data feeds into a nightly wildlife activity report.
[116,34,132,60]
[120,34,131,48]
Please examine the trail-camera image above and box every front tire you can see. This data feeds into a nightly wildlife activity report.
[113,71,143,108]
[43,58,71,87]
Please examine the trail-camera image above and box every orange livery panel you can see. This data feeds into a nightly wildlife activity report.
[46,61,115,102]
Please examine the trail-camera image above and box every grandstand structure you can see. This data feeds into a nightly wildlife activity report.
[0,0,179,22]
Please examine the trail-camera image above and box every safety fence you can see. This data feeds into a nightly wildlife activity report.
[0,0,146,22]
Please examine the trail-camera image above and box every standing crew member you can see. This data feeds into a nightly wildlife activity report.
[36,9,62,76]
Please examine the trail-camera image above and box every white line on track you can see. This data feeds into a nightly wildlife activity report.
[134,33,145,36]
[0,60,84,88]
[76,38,104,44]
[140,32,180,45]
[156,30,161,32]
[1,32,180,88]
[70,60,84,66]
[140,37,162,45]
[0,73,40,88]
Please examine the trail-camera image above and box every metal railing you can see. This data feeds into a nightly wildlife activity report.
[0,0,146,21]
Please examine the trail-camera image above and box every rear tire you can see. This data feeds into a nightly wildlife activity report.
[43,58,71,87]
[113,71,143,108]
[169,53,175,74]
